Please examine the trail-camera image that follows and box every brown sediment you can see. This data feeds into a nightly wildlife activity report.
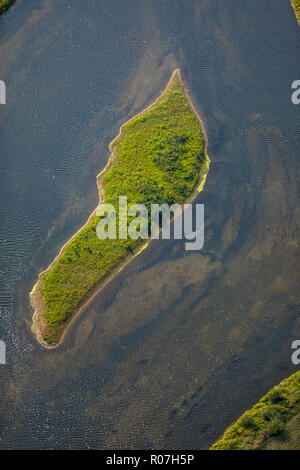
[30,69,210,349]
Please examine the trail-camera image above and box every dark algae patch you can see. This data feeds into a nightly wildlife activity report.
[211,372,300,450]
[30,70,209,348]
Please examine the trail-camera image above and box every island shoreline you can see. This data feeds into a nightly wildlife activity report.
[30,68,210,349]
[291,0,300,25]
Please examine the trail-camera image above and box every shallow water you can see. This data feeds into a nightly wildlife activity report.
[0,0,299,449]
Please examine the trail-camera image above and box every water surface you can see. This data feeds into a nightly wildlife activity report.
[0,0,299,449]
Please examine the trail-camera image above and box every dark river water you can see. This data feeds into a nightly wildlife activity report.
[0,0,299,449]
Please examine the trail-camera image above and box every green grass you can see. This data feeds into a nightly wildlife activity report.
[34,70,208,345]
[291,0,300,25]
[210,371,300,450]
[0,0,17,16]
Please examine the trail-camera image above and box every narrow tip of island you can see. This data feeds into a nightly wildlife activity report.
[30,68,210,349]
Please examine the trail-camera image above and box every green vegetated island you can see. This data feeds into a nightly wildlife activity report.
[0,0,17,16]
[30,69,209,347]
[211,371,300,450]
[292,0,300,24]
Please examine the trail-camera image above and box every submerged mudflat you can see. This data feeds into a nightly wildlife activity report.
[30,69,209,348]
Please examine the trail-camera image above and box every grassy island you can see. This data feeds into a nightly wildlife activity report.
[0,0,17,16]
[211,371,300,450]
[292,0,300,24]
[30,70,209,347]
